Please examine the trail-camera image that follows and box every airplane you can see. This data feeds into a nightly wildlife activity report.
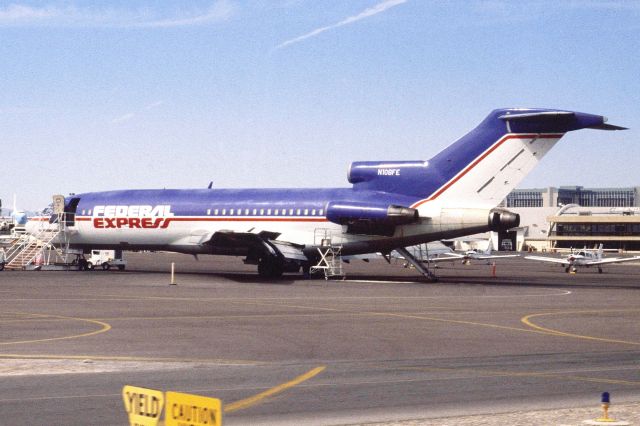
[25,108,626,279]
[0,195,28,233]
[387,241,454,266]
[525,244,640,273]
[425,238,519,265]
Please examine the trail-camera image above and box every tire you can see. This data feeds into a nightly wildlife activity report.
[0,263,4,271]
[258,259,284,279]
[87,262,94,270]
[102,263,110,271]
[117,265,125,271]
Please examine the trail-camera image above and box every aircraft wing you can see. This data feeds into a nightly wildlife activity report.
[585,256,640,266]
[269,239,308,261]
[207,230,306,261]
[474,254,520,260]
[524,255,571,266]
[425,253,465,262]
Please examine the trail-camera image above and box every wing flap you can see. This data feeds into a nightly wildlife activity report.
[207,231,306,261]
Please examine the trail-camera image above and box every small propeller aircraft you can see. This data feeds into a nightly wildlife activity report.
[425,238,519,265]
[525,244,640,273]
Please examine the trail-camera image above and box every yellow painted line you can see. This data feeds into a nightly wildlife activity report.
[0,353,263,365]
[0,312,370,324]
[521,309,640,346]
[0,312,111,346]
[224,366,325,413]
[231,300,566,338]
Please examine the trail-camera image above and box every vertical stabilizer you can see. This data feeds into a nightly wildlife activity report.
[411,109,625,210]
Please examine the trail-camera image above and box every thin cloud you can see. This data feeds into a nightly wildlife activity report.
[0,1,233,28]
[276,0,407,50]
[0,4,62,24]
[111,113,135,124]
[144,101,165,110]
[112,100,164,124]
[134,1,233,28]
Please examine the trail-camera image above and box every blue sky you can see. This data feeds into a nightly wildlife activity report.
[1,0,639,210]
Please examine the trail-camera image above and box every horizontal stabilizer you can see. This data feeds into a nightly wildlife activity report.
[499,110,627,132]
[588,123,628,131]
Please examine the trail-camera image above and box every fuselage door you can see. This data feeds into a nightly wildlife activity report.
[64,197,81,227]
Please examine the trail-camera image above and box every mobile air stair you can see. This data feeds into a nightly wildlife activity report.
[310,228,345,279]
[2,212,73,271]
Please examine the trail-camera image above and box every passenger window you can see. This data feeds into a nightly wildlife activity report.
[319,209,324,216]
[207,209,211,215]
[245,209,249,215]
[214,209,219,215]
[267,209,272,215]
[296,209,301,215]
[304,209,308,215]
[289,209,293,215]
[222,209,227,215]
[230,209,235,215]
[253,209,257,215]
[260,209,264,215]
[282,209,286,215]
[312,209,316,216]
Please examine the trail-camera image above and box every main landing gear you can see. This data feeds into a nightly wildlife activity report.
[256,256,301,279]
[257,257,284,279]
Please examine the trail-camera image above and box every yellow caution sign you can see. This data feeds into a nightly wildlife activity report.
[122,385,165,426]
[165,391,222,426]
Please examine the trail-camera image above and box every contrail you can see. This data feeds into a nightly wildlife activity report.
[276,0,407,50]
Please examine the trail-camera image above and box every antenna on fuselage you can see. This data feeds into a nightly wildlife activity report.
[208,181,213,189]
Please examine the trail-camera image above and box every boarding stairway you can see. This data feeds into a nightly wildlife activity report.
[3,213,70,270]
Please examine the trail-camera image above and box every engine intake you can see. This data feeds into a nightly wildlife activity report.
[488,209,520,231]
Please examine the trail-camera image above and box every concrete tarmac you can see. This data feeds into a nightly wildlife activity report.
[0,253,639,425]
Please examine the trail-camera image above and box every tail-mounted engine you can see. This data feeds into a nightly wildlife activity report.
[326,201,419,236]
[488,209,520,231]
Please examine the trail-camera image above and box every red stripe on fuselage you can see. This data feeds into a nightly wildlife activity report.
[410,133,562,209]
[76,216,328,224]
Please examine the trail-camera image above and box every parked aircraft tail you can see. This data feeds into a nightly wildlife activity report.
[350,109,625,212]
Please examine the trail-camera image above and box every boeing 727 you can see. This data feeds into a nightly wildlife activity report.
[27,108,626,279]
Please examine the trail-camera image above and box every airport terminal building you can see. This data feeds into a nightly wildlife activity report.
[499,186,640,252]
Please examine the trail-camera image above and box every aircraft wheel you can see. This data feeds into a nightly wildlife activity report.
[102,263,110,271]
[258,259,283,279]
[78,259,88,271]
[86,262,94,270]
[564,266,570,273]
